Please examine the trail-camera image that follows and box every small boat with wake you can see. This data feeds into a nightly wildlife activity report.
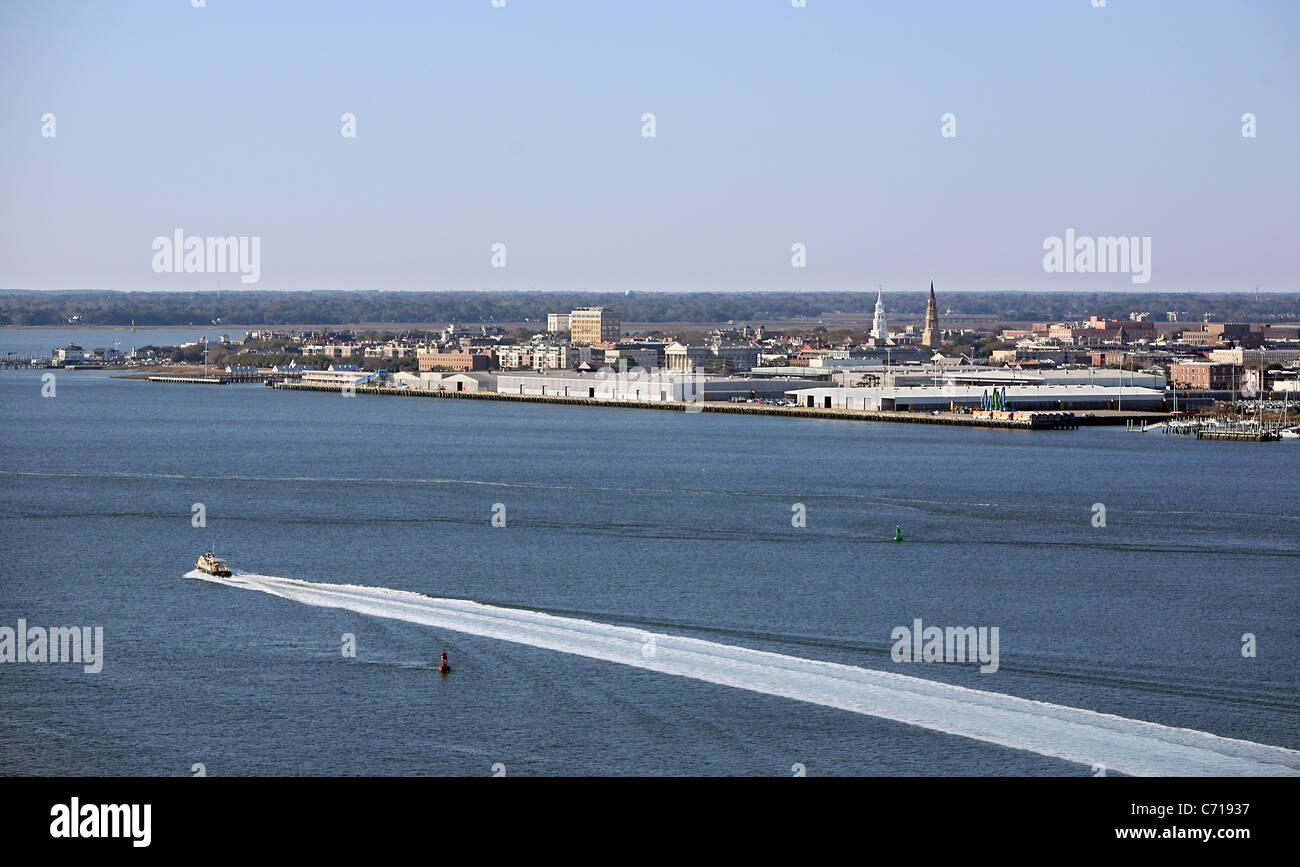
[195,551,232,577]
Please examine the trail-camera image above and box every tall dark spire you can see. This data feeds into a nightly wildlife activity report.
[922,281,939,347]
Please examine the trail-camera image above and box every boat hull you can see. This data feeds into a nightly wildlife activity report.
[195,555,232,577]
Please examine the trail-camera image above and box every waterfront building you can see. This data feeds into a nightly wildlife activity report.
[786,384,1166,412]
[494,370,825,402]
[301,368,372,387]
[392,371,496,392]
[53,344,85,364]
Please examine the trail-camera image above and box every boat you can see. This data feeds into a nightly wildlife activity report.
[1282,427,1299,440]
[195,551,232,577]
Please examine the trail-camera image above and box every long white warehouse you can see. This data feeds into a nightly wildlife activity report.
[787,384,1167,411]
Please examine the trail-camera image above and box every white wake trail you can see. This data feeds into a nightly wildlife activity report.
[188,570,1300,776]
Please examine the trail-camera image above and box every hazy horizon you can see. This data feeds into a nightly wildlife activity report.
[3,1,1296,293]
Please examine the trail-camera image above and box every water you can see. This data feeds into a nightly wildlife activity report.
[0,327,241,358]
[1,367,1297,776]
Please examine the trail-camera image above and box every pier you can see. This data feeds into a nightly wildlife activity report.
[1196,428,1281,442]
[147,372,287,385]
[268,381,1081,429]
[1159,417,1282,442]
[1,356,50,369]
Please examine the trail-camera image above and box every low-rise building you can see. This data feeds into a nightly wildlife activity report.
[392,371,496,392]
[493,370,825,402]
[417,350,491,372]
[53,344,84,364]
[786,384,1167,412]
[301,368,373,387]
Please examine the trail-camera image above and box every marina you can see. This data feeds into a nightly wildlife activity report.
[0,355,49,369]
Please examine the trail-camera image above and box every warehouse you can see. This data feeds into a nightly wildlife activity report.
[494,370,825,402]
[785,384,1167,412]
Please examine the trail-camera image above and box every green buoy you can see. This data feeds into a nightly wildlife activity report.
[894,525,903,542]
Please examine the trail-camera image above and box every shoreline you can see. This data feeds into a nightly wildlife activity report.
[260,380,1163,429]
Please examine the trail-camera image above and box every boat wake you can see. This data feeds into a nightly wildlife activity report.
[185,569,1300,776]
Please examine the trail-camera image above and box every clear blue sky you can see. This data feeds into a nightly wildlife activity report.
[1,0,1296,292]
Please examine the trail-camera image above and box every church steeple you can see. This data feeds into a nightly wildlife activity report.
[870,287,888,343]
[922,281,939,347]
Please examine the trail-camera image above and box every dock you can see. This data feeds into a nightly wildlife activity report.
[1196,429,1281,442]
[1,356,49,369]
[147,373,285,385]
[1160,418,1282,442]
[268,381,1082,429]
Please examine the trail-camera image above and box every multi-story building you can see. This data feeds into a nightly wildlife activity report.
[493,343,580,370]
[547,313,571,333]
[569,307,621,345]
[531,345,580,370]
[302,343,365,359]
[1170,361,1238,391]
[1031,316,1158,345]
[363,344,418,359]
[663,342,759,373]
[1208,347,1300,367]
[417,350,490,372]
[1179,323,1259,347]
[665,342,712,373]
[53,344,84,364]
[710,344,760,372]
[603,342,665,370]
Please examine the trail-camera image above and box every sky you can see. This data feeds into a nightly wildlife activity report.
[0,0,1296,293]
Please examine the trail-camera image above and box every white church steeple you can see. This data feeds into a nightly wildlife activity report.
[870,287,889,343]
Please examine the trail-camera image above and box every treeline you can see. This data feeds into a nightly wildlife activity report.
[1,290,1297,327]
